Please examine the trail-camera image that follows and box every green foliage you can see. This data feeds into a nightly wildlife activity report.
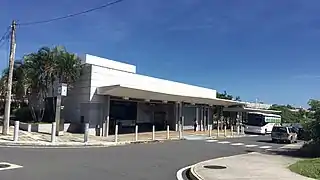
[289,158,320,179]
[303,99,320,142]
[269,104,305,123]
[0,46,82,122]
[217,91,233,100]
[14,107,33,123]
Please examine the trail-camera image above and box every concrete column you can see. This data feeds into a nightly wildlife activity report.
[105,116,110,137]
[200,107,204,131]
[204,107,207,131]
[104,96,110,137]
[178,102,184,131]
[208,107,212,130]
[178,103,183,139]
[13,121,19,142]
[196,107,199,131]
[175,103,179,131]
[51,122,56,143]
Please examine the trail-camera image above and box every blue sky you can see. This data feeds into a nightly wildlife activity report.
[1,0,320,107]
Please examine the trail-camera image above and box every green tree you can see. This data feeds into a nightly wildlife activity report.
[0,60,27,111]
[7,46,82,122]
[217,91,233,100]
[304,99,320,142]
[269,104,305,124]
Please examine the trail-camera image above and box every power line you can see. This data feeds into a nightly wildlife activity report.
[0,27,10,46]
[0,35,9,49]
[17,0,124,26]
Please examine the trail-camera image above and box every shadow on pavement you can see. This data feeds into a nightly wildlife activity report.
[264,148,318,158]
[256,140,287,144]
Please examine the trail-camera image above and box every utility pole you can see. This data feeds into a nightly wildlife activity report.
[2,20,16,135]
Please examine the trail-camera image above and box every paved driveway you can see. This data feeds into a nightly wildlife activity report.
[0,135,285,180]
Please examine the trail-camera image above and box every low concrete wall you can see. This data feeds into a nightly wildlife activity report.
[19,122,71,134]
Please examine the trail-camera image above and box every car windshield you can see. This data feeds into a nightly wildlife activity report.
[272,127,287,133]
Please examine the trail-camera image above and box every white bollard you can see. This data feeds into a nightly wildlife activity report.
[115,125,118,143]
[13,121,19,142]
[178,124,182,139]
[152,125,155,140]
[84,123,89,143]
[166,125,170,139]
[237,125,240,135]
[231,126,234,137]
[102,121,106,137]
[217,122,220,137]
[106,117,110,137]
[27,123,31,132]
[209,125,212,137]
[224,125,227,137]
[51,122,56,143]
[135,125,138,141]
[241,126,245,135]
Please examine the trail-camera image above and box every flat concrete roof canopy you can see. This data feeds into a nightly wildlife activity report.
[223,107,281,114]
[97,85,244,107]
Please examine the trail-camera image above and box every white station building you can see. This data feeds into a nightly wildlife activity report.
[63,54,245,134]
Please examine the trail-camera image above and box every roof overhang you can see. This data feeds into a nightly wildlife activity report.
[96,85,244,107]
[223,106,281,114]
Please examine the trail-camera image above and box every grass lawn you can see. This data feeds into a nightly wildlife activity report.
[289,158,320,179]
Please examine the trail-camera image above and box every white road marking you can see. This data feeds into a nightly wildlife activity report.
[176,165,192,180]
[0,162,23,171]
[245,144,258,147]
[206,139,218,143]
[259,146,272,149]
[217,141,230,144]
[248,135,259,137]
[231,143,244,146]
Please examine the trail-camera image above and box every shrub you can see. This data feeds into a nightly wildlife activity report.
[299,141,320,158]
[14,107,33,123]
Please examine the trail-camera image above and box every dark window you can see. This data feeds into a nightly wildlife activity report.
[272,127,288,133]
[244,114,266,126]
[110,100,137,120]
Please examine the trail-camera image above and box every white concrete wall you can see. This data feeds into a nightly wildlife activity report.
[65,55,218,130]
[19,122,71,133]
[63,65,92,123]
[90,65,217,101]
[81,54,136,73]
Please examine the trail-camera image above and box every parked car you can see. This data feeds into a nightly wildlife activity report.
[291,124,304,140]
[271,126,298,144]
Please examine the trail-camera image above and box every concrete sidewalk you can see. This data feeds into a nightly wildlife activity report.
[0,126,241,147]
[191,152,313,180]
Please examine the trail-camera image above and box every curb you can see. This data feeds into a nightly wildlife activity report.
[190,165,204,180]
[0,138,184,148]
[188,152,260,180]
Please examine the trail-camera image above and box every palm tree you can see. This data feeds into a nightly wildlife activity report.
[53,46,82,87]
[21,46,82,122]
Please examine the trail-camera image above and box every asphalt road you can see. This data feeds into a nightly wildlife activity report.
[0,135,285,180]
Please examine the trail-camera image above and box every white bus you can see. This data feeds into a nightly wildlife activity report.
[244,112,281,135]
